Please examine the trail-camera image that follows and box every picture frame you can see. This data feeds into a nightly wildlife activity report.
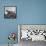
[18,24,46,42]
[4,6,16,19]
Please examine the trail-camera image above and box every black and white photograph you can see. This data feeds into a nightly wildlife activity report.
[4,6,16,19]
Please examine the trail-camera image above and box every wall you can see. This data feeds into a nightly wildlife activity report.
[0,0,46,44]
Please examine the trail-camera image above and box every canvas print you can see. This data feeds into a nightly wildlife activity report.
[21,25,46,41]
[4,6,16,19]
[18,25,46,41]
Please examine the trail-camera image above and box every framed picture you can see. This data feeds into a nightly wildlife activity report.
[4,6,16,19]
[18,24,46,41]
